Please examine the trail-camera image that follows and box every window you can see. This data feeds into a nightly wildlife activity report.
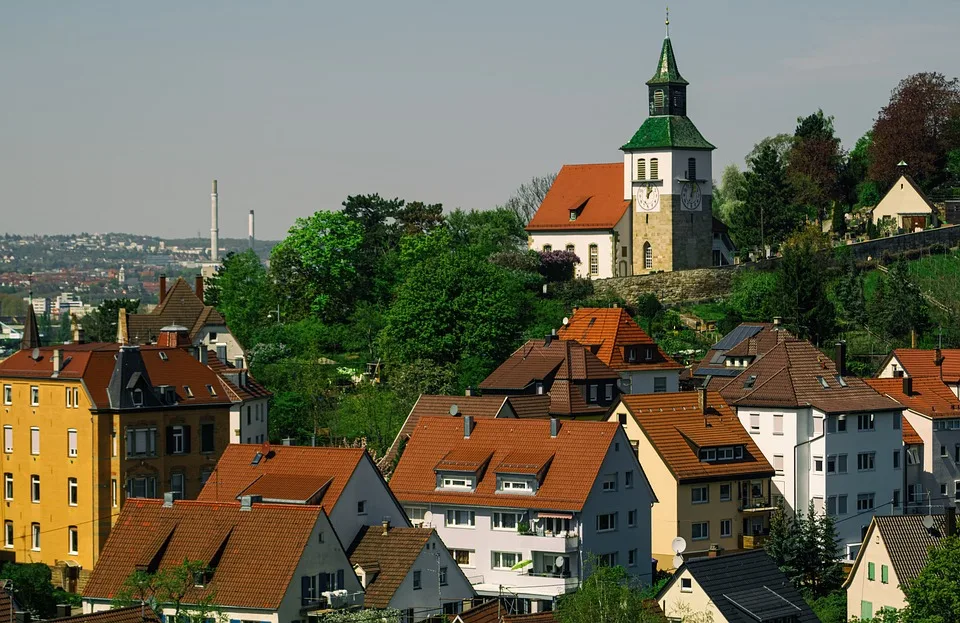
[200,423,215,453]
[126,476,157,499]
[68,526,78,555]
[827,455,836,473]
[30,386,39,406]
[628,548,638,567]
[750,413,760,432]
[858,413,875,431]
[596,513,617,532]
[30,427,39,455]
[131,388,143,407]
[692,486,709,504]
[909,484,923,504]
[206,384,217,397]
[439,566,448,586]
[857,493,875,511]
[942,445,949,458]
[126,427,157,457]
[881,564,889,584]
[751,481,763,498]
[654,377,667,393]
[535,382,544,395]
[699,448,716,462]
[597,552,618,567]
[773,414,783,435]
[720,483,731,501]
[589,384,598,402]
[413,570,422,590]
[588,245,598,276]
[837,416,847,432]
[65,387,72,408]
[692,522,709,540]
[357,500,367,515]
[624,471,634,489]
[602,474,617,492]
[893,450,900,469]
[3,522,11,548]
[170,473,185,500]
[73,388,79,407]
[857,452,876,471]
[637,159,646,180]
[687,157,697,181]
[68,429,77,457]
[406,507,426,527]
[941,483,948,497]
[112,479,118,507]
[183,385,194,398]
[650,158,659,179]
[170,426,186,454]
[492,552,521,570]
[566,244,575,253]
[2,385,10,405]
[827,496,837,516]
[2,474,10,500]
[543,244,552,252]
[773,455,784,475]
[813,496,825,514]
[681,577,692,593]
[814,456,823,472]
[605,383,614,401]
[720,519,732,538]
[814,417,824,436]
[68,478,78,506]
[838,454,848,473]
[30,475,39,503]
[893,489,901,508]
[3,426,11,454]
[442,477,472,489]
[643,242,653,269]
[31,523,40,551]
[817,376,829,389]
[894,413,901,429]
[451,549,474,567]
[493,512,523,530]
[445,510,475,527]
[907,447,921,465]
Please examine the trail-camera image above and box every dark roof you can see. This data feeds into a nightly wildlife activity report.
[647,36,688,85]
[663,550,817,623]
[0,590,24,623]
[125,278,226,344]
[621,116,714,151]
[47,606,160,623]
[846,514,951,590]
[694,323,790,380]
[20,307,39,350]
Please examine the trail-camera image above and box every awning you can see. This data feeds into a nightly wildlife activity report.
[742,506,777,513]
[537,512,574,519]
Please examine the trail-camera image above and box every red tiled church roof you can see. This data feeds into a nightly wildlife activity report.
[526,164,629,231]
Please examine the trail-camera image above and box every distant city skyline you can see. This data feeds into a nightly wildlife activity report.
[2,1,959,239]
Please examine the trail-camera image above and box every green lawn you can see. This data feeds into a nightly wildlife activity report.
[864,250,960,311]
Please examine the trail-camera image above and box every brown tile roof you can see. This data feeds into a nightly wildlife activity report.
[619,392,774,483]
[0,590,23,623]
[197,444,365,512]
[505,395,553,418]
[693,323,792,380]
[347,526,434,609]
[390,416,626,511]
[718,340,902,414]
[458,600,558,623]
[865,377,960,419]
[525,164,629,231]
[886,348,960,383]
[126,278,226,344]
[556,308,682,372]
[48,606,160,623]
[844,514,951,591]
[82,499,323,609]
[902,418,923,445]
[206,350,272,402]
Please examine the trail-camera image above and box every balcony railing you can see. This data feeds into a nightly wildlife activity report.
[741,531,771,549]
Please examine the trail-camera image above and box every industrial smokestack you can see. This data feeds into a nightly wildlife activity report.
[248,210,255,250]
[211,179,219,263]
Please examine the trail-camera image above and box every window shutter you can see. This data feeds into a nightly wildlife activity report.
[336,569,344,590]
[183,426,192,454]
[300,576,311,600]
[165,427,174,455]
[318,573,328,592]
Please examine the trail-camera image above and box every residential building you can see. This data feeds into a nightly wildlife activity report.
[878,348,960,398]
[692,321,791,386]
[870,173,938,230]
[610,389,775,566]
[844,511,958,620]
[555,307,682,394]
[656,549,817,623]
[866,377,960,511]
[453,600,560,622]
[50,606,158,623]
[82,497,363,621]
[717,339,905,559]
[205,350,270,444]
[526,21,723,277]
[122,276,243,361]
[348,523,475,621]
[0,333,235,583]
[479,337,621,419]
[390,416,656,612]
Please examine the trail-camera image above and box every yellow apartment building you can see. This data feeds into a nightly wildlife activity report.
[609,389,776,567]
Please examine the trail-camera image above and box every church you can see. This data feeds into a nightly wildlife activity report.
[526,19,735,278]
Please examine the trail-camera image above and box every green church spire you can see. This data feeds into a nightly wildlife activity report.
[647,36,688,86]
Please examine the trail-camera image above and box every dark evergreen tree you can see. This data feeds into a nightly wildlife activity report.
[775,227,837,344]
[730,144,805,252]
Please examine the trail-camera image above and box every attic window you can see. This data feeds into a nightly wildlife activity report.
[183,385,193,398]
[159,352,168,361]
[817,376,830,389]
[569,210,578,222]
[132,389,143,407]
[835,375,848,388]
[206,384,217,397]
[743,375,757,389]
[251,451,263,465]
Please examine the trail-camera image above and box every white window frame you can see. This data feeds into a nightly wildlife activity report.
[588,245,599,276]
[692,522,709,541]
[68,526,78,555]
[451,549,475,568]
[492,551,522,570]
[406,506,426,526]
[30,386,39,407]
[601,474,618,492]
[858,413,875,431]
[773,454,784,475]
[171,472,185,500]
[720,519,732,538]
[30,427,39,455]
[681,577,693,593]
[65,387,73,408]
[4,425,13,453]
[492,512,523,531]
[2,473,10,501]
[172,426,185,454]
[126,426,157,457]
[719,483,731,501]
[691,486,709,504]
[2,385,10,406]
[445,509,475,528]
[31,523,40,551]
[500,480,530,492]
[68,477,78,506]
[68,429,78,457]
[3,521,11,549]
[750,413,760,433]
[857,452,876,471]
[442,477,473,489]
[30,475,39,503]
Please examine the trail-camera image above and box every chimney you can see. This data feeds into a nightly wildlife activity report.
[249,210,255,250]
[464,415,474,439]
[159,274,167,303]
[707,543,721,558]
[697,386,707,415]
[239,494,261,511]
[550,416,560,438]
[194,274,204,301]
[544,334,553,347]
[464,386,473,397]
[162,492,174,508]
[282,437,292,446]
[51,349,61,377]
[117,308,128,345]
[211,180,219,263]
[903,376,913,396]
[835,341,847,377]
[911,329,917,349]
[773,316,782,327]
[947,507,957,537]
[71,315,85,344]
[381,519,390,536]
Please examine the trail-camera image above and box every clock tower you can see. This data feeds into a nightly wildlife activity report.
[622,15,715,273]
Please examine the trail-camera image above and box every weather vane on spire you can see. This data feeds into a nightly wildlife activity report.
[665,6,670,37]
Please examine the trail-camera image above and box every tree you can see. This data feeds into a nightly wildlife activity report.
[112,560,224,623]
[538,250,580,282]
[329,384,410,458]
[81,298,141,342]
[445,208,527,256]
[789,110,843,226]
[868,258,930,341]
[503,174,557,225]
[901,535,960,623]
[775,227,836,343]
[745,133,794,166]
[833,250,867,326]
[637,293,663,334]
[713,164,746,224]
[57,312,73,344]
[869,72,960,189]
[0,563,58,618]
[731,144,804,253]
[555,564,664,623]
[765,502,844,599]
[205,251,270,347]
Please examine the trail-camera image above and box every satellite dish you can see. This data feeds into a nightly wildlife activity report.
[423,511,433,524]
[449,404,459,416]
[671,536,687,554]
[31,348,40,361]
[555,556,565,568]
[923,515,935,529]
[562,317,569,326]
[672,555,684,569]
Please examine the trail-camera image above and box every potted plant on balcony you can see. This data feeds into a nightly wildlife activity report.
[517,521,531,535]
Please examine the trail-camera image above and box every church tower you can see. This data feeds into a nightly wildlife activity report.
[622,15,715,273]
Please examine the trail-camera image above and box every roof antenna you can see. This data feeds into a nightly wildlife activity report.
[665,6,670,38]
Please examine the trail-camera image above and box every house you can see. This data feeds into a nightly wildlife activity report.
[348,523,475,621]
[555,307,683,394]
[389,416,656,613]
[878,348,960,398]
[716,338,905,559]
[692,321,791,386]
[49,605,159,623]
[479,338,621,419]
[122,275,243,361]
[609,389,775,566]
[865,376,960,510]
[656,549,817,623]
[526,21,719,277]
[844,510,958,620]
[82,497,363,621]
[205,350,270,444]
[870,174,938,231]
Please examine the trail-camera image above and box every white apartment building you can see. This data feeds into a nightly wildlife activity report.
[718,339,906,560]
[389,416,656,614]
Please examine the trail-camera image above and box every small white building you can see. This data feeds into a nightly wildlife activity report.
[871,174,937,231]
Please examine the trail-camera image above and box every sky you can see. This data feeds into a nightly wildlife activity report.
[2,1,959,240]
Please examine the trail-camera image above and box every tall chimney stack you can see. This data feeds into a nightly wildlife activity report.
[211,179,219,263]
[248,210,255,250]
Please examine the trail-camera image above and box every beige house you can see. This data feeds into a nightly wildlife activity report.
[844,511,957,620]
[609,389,775,567]
[871,175,937,230]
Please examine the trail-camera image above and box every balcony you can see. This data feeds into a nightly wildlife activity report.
[741,531,770,550]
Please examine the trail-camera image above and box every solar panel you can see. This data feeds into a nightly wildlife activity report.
[712,325,764,351]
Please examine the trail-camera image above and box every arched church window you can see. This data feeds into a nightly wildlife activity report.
[637,159,646,181]
[650,158,659,180]
[687,157,697,181]
[654,90,664,109]
[643,242,653,269]
[589,245,599,276]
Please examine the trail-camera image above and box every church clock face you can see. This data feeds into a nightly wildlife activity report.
[636,185,660,212]
[680,181,703,212]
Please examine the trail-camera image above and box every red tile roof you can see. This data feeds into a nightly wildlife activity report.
[718,340,902,414]
[82,499,323,610]
[505,395,553,418]
[557,307,682,372]
[619,392,774,482]
[197,444,365,512]
[458,601,559,623]
[887,349,960,383]
[902,418,923,445]
[526,164,629,231]
[390,417,627,511]
[864,377,960,419]
[48,606,159,623]
[347,526,443,609]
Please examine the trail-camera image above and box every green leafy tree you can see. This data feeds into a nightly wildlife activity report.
[637,293,663,334]
[731,144,805,253]
[0,562,58,618]
[329,384,410,458]
[205,250,270,347]
[745,133,795,166]
[808,591,847,623]
[81,298,141,343]
[789,110,843,226]
[445,208,527,256]
[556,564,665,623]
[900,535,960,623]
[714,164,746,224]
[728,270,779,321]
[775,227,836,343]
[112,560,224,623]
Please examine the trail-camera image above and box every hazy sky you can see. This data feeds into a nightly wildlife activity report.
[3,1,959,240]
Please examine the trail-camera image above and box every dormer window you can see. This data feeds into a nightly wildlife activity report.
[589,384,598,402]
[743,375,757,389]
[835,375,848,388]
[132,389,143,407]
[206,384,217,397]
[536,382,544,395]
[500,480,531,492]
[569,210,578,222]
[442,477,473,489]
[627,347,637,362]
[645,347,653,361]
